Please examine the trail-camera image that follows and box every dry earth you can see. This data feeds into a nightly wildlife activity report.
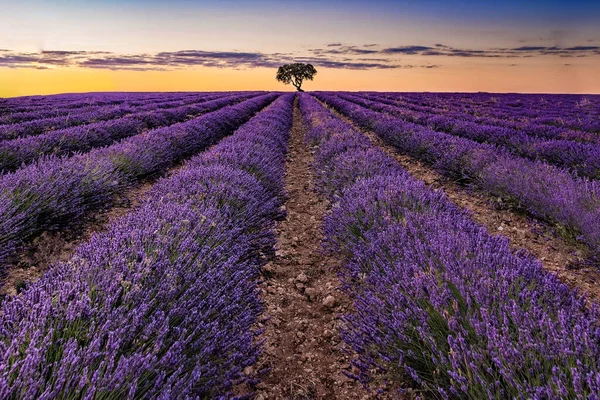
[253,100,399,399]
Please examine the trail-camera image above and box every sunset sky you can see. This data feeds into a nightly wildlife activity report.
[1,0,599,96]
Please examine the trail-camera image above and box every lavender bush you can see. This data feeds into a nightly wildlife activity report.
[0,93,254,172]
[336,92,600,179]
[0,94,294,398]
[0,93,279,276]
[300,93,600,398]
[0,92,225,126]
[362,92,600,143]
[314,93,600,259]
[367,92,600,134]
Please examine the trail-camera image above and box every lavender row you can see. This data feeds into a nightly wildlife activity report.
[0,93,254,173]
[351,92,599,145]
[449,95,600,132]
[377,92,600,124]
[0,92,206,123]
[0,93,228,141]
[300,93,600,398]
[375,92,600,134]
[364,92,600,145]
[315,93,600,259]
[0,93,279,276]
[396,92,600,121]
[0,106,132,140]
[0,92,263,124]
[0,94,294,398]
[338,92,600,179]
[0,95,124,118]
[0,93,157,122]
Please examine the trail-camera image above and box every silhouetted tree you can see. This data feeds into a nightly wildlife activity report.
[276,63,317,92]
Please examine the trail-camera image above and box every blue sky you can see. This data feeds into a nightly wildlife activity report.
[0,0,599,95]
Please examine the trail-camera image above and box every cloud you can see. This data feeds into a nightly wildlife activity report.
[0,53,43,68]
[0,48,409,71]
[379,43,600,58]
[382,46,434,54]
[446,49,501,57]
[80,55,168,70]
[41,50,89,56]
[1,41,598,72]
[156,50,278,69]
[356,57,393,62]
[310,45,379,56]
[564,46,600,51]
[511,46,549,51]
[291,56,398,70]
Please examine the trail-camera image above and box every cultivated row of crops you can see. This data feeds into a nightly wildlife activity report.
[0,93,213,141]
[301,93,600,398]
[315,92,600,262]
[376,92,600,133]
[364,92,600,143]
[0,90,599,398]
[0,92,280,274]
[334,92,600,179]
[0,92,233,125]
[0,93,262,172]
[0,93,293,397]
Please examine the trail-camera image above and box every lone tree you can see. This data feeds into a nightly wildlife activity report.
[276,63,317,92]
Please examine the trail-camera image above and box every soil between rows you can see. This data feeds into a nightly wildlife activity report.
[253,99,396,399]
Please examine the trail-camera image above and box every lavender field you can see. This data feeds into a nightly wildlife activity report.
[1,91,600,398]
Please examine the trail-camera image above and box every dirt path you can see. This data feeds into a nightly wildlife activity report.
[253,100,385,399]
[318,99,600,305]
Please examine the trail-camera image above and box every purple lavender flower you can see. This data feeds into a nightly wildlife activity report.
[300,92,600,398]
[0,94,294,398]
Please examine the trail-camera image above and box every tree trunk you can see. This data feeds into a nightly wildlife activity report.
[297,87,305,92]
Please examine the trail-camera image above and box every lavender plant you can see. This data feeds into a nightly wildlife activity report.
[0,93,279,276]
[314,93,600,260]
[0,93,254,172]
[0,94,294,398]
[300,93,600,399]
[336,92,600,179]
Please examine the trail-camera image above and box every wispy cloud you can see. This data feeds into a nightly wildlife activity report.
[292,56,398,70]
[1,42,597,72]
[381,44,600,58]
[310,45,379,56]
[381,46,434,54]
[0,48,409,70]
[312,43,600,59]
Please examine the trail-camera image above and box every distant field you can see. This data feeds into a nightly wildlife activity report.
[1,91,600,398]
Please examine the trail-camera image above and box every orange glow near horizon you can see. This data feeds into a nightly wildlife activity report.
[2,1,599,97]
[2,62,600,98]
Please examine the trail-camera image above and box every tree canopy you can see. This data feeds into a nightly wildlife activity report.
[275,63,317,92]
